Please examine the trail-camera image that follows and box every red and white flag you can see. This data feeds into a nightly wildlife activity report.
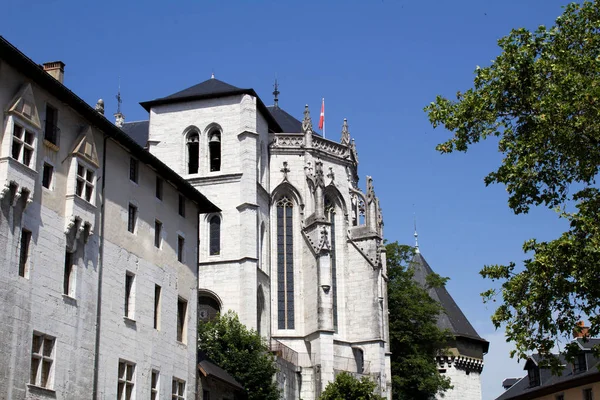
[318,98,325,131]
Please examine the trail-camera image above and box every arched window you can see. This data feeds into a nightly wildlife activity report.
[187,132,199,174]
[277,197,294,330]
[353,348,365,374]
[198,293,221,323]
[208,130,221,172]
[325,196,338,332]
[209,215,221,256]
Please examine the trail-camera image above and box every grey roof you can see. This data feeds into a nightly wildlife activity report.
[411,252,488,349]
[267,106,303,133]
[120,121,149,148]
[502,378,521,389]
[162,78,242,101]
[495,352,600,400]
[577,337,600,350]
[0,36,219,214]
[198,353,244,391]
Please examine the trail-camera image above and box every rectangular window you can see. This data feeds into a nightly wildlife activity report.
[177,236,184,263]
[151,370,159,400]
[30,332,55,389]
[128,204,137,233]
[124,272,135,318]
[154,220,162,248]
[19,229,32,277]
[63,250,75,297]
[42,163,53,189]
[12,123,35,167]
[574,353,587,373]
[75,163,94,202]
[154,285,161,330]
[178,194,185,217]
[177,297,187,343]
[156,177,163,200]
[117,360,135,400]
[583,388,593,400]
[556,395,564,400]
[44,104,59,146]
[203,390,210,400]
[172,378,185,400]
[129,157,139,183]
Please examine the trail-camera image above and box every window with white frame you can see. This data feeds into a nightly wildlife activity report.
[12,123,35,168]
[117,360,135,400]
[30,332,55,389]
[172,378,185,400]
[75,162,94,202]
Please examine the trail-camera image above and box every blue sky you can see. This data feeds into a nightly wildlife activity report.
[2,0,577,398]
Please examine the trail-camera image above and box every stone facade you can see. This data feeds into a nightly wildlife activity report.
[0,38,216,400]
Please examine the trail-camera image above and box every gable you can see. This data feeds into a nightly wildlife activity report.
[6,82,41,129]
[70,125,99,167]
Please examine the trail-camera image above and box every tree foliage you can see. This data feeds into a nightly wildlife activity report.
[424,0,600,369]
[197,311,279,400]
[319,372,385,400]
[386,242,453,399]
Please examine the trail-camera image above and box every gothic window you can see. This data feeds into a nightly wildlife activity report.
[277,197,294,330]
[208,130,221,172]
[198,294,221,323]
[325,196,338,332]
[187,132,199,174]
[209,215,221,256]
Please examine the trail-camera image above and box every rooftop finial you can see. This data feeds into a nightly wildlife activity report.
[273,78,280,109]
[302,104,313,134]
[341,118,350,146]
[414,212,420,253]
[211,71,215,79]
[114,77,125,128]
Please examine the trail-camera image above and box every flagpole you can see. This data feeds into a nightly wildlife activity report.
[323,98,326,138]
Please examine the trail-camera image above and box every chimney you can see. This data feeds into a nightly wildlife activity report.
[43,61,65,84]
[573,321,590,339]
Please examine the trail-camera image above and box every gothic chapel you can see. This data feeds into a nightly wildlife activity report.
[122,77,392,399]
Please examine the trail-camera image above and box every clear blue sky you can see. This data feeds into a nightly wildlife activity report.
[2,1,576,398]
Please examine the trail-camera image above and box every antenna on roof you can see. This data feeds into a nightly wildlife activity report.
[413,210,420,253]
[114,76,125,128]
[273,78,280,109]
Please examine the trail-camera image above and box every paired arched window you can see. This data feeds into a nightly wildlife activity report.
[208,130,221,172]
[276,197,294,330]
[209,215,221,256]
[187,132,199,174]
[325,196,338,332]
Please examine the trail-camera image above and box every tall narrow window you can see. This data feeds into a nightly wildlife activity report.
[177,235,185,263]
[208,131,221,172]
[187,132,199,174]
[124,272,135,318]
[353,348,364,374]
[30,332,55,389]
[151,370,159,400]
[177,297,188,343]
[154,220,162,248]
[129,157,139,183]
[209,216,221,256]
[277,197,294,329]
[44,104,59,146]
[156,177,163,200]
[42,163,53,189]
[12,124,35,167]
[172,378,186,400]
[154,285,161,330]
[178,194,185,217]
[118,360,135,400]
[19,229,32,277]
[128,204,137,233]
[326,197,338,332]
[64,250,75,297]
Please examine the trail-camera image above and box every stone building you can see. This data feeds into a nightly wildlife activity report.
[0,36,218,400]
[122,77,392,399]
[411,242,489,400]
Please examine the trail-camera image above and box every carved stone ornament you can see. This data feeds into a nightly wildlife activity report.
[327,167,335,183]
[366,175,375,204]
[314,161,325,188]
[317,226,330,252]
[280,161,290,181]
[95,99,105,115]
[341,118,350,146]
[302,104,313,134]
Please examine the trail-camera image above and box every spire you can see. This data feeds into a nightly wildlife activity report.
[413,213,420,253]
[273,79,280,109]
[341,118,350,146]
[114,78,125,128]
[302,104,313,134]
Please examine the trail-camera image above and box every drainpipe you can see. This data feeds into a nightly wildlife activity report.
[92,135,109,400]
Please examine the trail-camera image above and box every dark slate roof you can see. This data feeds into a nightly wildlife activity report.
[267,106,303,133]
[495,352,600,400]
[0,36,219,214]
[577,337,600,350]
[198,352,244,391]
[502,378,521,389]
[139,78,283,133]
[411,252,489,350]
[120,121,149,148]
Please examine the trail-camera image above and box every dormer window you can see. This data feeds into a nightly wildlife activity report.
[12,124,35,168]
[187,132,199,174]
[528,365,540,387]
[75,163,94,203]
[208,130,221,172]
[574,353,587,373]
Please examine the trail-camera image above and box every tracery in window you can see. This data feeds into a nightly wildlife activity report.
[277,197,294,329]
[187,132,199,174]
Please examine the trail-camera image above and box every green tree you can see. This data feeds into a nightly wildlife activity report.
[386,242,452,400]
[320,372,385,400]
[424,1,600,369]
[197,311,279,400]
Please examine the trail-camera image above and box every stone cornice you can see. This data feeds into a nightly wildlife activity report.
[188,172,243,186]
